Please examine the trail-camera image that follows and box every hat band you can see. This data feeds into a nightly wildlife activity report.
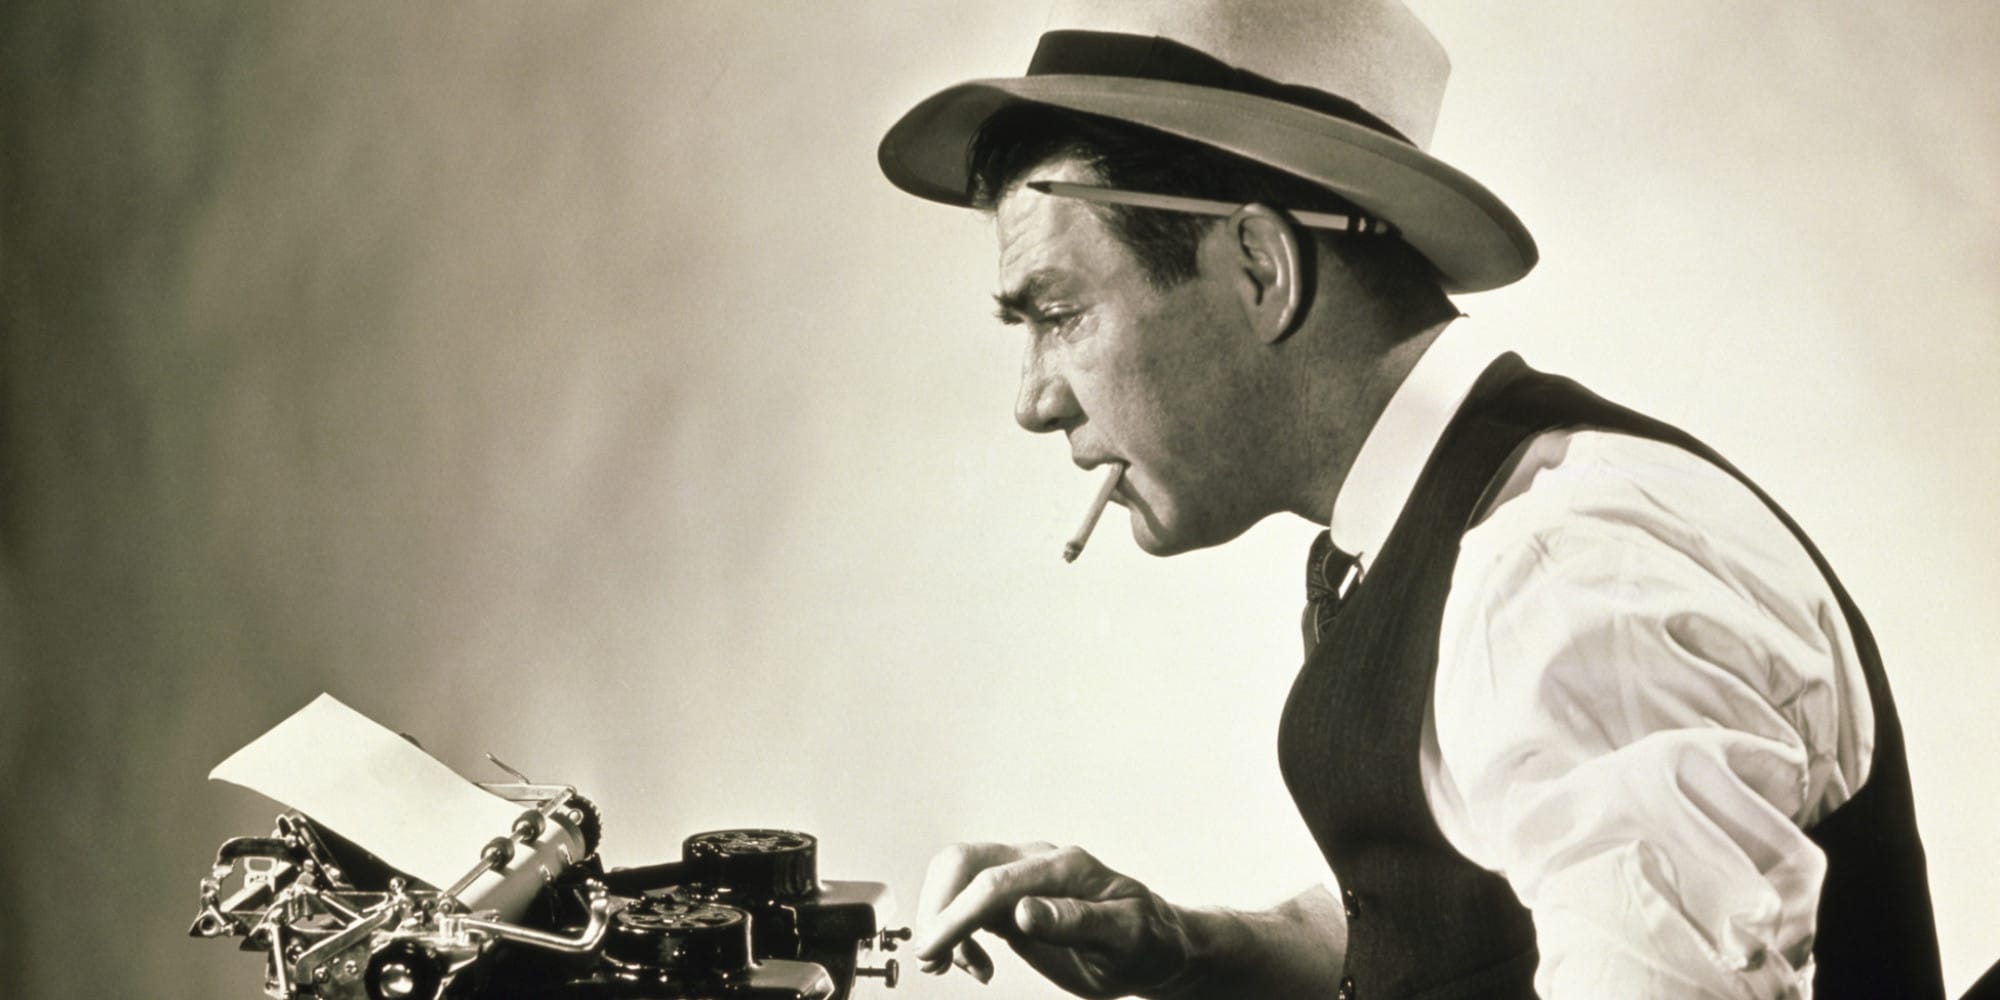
[1025,30,1412,146]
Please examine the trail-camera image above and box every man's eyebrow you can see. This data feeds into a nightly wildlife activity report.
[992,270,1066,322]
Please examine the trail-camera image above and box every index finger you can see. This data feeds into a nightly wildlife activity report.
[914,841,1058,924]
[913,842,1046,975]
[913,845,1101,964]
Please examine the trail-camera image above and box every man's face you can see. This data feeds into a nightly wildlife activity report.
[992,158,1292,556]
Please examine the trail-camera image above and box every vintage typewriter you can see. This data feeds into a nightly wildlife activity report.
[189,698,907,1000]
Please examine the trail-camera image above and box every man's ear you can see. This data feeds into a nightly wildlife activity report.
[1223,204,1307,344]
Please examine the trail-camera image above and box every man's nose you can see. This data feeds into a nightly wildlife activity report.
[1014,341,1080,434]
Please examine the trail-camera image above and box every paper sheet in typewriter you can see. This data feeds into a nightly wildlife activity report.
[210,693,575,915]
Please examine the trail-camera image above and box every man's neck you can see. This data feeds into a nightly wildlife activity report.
[1292,318,1451,524]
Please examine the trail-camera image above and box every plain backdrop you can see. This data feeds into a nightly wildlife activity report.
[2,3,1995,998]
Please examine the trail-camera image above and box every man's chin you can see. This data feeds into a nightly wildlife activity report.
[1129,507,1229,558]
[1128,504,1264,560]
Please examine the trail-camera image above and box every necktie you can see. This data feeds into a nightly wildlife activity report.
[1302,530,1361,655]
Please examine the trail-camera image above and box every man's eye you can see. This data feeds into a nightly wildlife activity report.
[1042,310,1082,337]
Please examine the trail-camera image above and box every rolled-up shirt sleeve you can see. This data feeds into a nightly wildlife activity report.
[1426,432,1873,1000]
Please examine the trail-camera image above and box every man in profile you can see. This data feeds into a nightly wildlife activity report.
[876,1,1941,997]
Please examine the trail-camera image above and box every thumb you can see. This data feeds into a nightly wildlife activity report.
[1013,895,1128,949]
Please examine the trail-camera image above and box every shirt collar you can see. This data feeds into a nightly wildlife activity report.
[1328,330,1504,567]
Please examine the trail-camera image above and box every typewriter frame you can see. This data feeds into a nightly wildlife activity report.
[190,782,903,1000]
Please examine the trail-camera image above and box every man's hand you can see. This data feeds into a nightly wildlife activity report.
[911,841,1195,998]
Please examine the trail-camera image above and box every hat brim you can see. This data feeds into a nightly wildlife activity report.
[878,75,1536,293]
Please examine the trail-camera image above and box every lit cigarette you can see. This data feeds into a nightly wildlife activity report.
[1063,463,1126,563]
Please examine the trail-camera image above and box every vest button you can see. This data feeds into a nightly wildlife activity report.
[1341,888,1360,919]
[1337,975,1356,999]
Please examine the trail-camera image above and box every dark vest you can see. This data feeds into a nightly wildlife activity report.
[1276,356,1942,999]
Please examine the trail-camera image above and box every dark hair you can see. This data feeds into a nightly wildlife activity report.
[967,104,1452,326]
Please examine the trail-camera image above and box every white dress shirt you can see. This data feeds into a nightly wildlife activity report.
[1327,330,1875,999]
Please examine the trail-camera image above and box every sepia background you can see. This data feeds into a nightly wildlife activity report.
[3,2,1995,997]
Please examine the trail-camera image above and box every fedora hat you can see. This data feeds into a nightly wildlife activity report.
[877,0,1536,292]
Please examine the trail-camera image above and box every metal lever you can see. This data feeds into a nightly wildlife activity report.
[441,883,613,954]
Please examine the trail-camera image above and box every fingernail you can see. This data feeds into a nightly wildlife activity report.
[1018,897,1053,931]
[955,957,991,985]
